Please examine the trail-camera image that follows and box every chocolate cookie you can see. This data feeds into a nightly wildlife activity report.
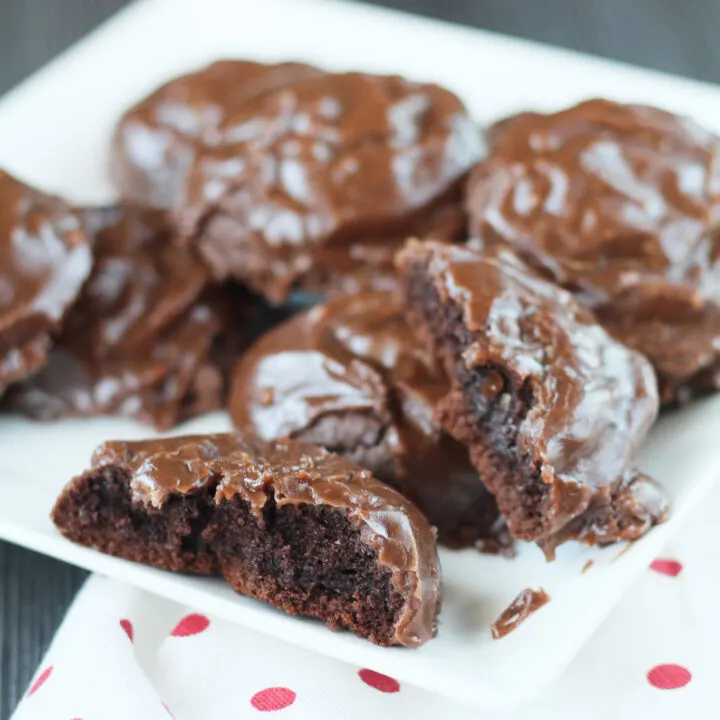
[110,60,324,209]
[188,71,482,302]
[5,206,264,429]
[230,290,505,550]
[113,62,483,302]
[52,432,441,647]
[397,240,668,558]
[466,99,720,403]
[0,169,92,395]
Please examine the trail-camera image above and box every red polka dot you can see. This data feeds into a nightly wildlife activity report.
[170,613,210,637]
[250,687,296,712]
[650,559,683,577]
[120,618,134,642]
[358,669,400,693]
[647,664,692,689]
[27,666,53,696]
[163,702,175,718]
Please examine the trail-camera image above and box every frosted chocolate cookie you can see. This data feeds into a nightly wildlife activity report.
[397,240,668,558]
[0,169,92,395]
[52,432,441,647]
[467,99,720,403]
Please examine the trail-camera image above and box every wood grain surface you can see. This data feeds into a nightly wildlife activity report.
[0,0,717,716]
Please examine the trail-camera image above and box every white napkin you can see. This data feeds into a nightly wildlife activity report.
[12,480,720,720]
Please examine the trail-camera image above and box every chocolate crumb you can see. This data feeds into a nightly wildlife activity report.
[491,588,550,639]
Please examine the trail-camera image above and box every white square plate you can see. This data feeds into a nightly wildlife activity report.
[0,0,719,711]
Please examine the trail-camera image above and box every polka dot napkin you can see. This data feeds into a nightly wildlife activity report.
[12,480,720,720]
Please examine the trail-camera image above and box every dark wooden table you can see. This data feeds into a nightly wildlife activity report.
[1,1,718,716]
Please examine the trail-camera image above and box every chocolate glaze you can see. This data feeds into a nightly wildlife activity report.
[0,169,92,393]
[229,290,505,549]
[93,432,441,648]
[397,240,668,555]
[5,206,261,429]
[113,62,482,302]
[190,71,481,302]
[540,467,670,555]
[466,98,720,403]
[111,60,324,209]
[491,588,549,639]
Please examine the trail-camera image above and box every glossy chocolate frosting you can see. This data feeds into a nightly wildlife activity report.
[491,588,550,640]
[0,169,92,393]
[230,290,504,549]
[189,71,481,301]
[466,98,720,402]
[93,432,441,648]
[111,60,324,209]
[5,205,258,429]
[113,61,482,302]
[397,240,667,553]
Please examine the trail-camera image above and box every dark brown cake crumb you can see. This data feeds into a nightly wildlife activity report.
[491,588,550,639]
[52,433,441,648]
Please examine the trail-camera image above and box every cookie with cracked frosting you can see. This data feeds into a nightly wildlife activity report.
[4,205,266,430]
[397,239,669,559]
[0,169,92,395]
[467,99,720,403]
[52,432,441,648]
[112,61,483,302]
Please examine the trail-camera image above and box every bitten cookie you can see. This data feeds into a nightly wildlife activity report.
[397,240,668,559]
[52,432,441,648]
[230,290,506,551]
[466,99,720,403]
[0,169,92,395]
